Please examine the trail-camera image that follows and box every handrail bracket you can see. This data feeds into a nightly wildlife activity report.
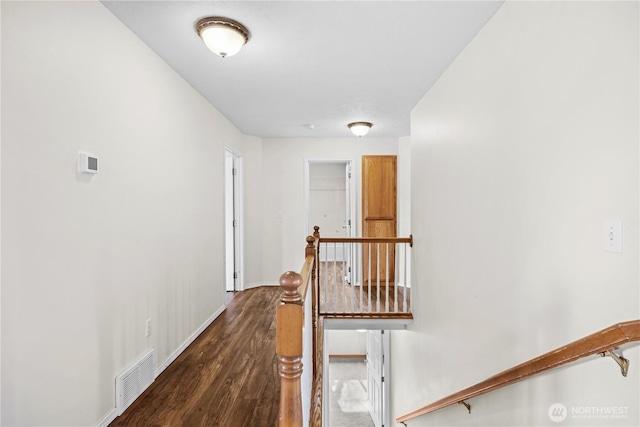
[599,349,629,377]
[458,400,471,414]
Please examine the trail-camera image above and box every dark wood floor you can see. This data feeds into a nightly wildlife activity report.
[109,287,281,427]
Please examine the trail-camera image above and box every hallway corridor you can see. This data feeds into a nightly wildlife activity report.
[110,287,281,427]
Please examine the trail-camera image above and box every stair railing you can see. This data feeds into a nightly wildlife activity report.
[397,319,640,425]
[276,226,415,426]
[314,226,413,318]
[276,235,319,427]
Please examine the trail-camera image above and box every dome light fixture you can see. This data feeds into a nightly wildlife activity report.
[196,16,250,58]
[348,122,373,137]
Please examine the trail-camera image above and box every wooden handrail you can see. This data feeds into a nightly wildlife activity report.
[320,235,413,247]
[397,319,640,423]
[297,236,317,302]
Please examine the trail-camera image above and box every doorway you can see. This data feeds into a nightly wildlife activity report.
[305,160,355,282]
[224,148,243,295]
[306,160,354,239]
[322,327,390,427]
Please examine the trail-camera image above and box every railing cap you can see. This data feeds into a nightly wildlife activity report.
[279,271,303,303]
[306,235,316,246]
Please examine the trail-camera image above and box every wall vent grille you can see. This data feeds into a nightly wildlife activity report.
[116,349,155,416]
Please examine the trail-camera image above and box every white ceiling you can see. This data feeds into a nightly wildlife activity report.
[101,1,503,138]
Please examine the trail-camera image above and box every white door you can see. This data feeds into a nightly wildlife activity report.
[366,330,386,427]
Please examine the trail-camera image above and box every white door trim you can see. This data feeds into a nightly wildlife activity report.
[224,146,244,293]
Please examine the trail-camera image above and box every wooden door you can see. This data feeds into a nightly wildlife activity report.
[362,155,397,284]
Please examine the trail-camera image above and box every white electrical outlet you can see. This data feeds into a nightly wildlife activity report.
[146,318,152,337]
[604,220,623,253]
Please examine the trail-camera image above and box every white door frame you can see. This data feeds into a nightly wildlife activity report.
[224,146,244,294]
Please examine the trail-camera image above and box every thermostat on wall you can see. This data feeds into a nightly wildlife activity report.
[78,151,98,174]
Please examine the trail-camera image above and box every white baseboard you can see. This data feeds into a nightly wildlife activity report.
[155,304,226,377]
[95,304,226,426]
[243,282,280,290]
[242,281,264,290]
[96,409,117,427]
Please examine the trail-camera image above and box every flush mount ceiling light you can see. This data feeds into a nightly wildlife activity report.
[196,16,250,58]
[348,122,373,137]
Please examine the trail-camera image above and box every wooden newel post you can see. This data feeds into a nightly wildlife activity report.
[277,271,304,427]
[306,235,316,257]
[306,235,316,281]
[313,226,320,303]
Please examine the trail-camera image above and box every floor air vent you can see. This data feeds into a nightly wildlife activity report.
[116,349,155,415]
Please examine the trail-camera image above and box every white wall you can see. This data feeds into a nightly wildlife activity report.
[393,2,639,426]
[327,330,366,356]
[397,136,411,238]
[242,135,264,289]
[1,1,244,425]
[261,138,398,283]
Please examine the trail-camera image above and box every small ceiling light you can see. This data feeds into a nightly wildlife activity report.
[348,122,373,137]
[196,16,250,58]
